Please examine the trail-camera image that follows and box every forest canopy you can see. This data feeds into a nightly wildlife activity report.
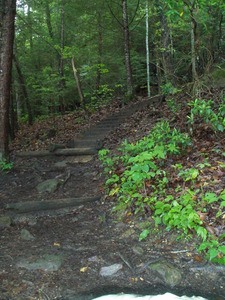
[13,0,225,119]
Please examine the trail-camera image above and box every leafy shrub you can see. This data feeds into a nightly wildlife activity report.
[0,161,13,171]
[99,121,225,265]
[187,98,225,134]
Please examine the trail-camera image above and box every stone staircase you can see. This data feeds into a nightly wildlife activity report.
[69,96,157,153]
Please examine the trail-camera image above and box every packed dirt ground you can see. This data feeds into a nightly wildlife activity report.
[0,95,225,300]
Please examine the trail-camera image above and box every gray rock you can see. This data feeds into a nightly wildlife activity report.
[54,161,68,168]
[100,263,123,277]
[16,254,65,272]
[120,228,136,239]
[149,260,182,287]
[132,246,144,255]
[0,215,12,228]
[21,229,35,241]
[37,178,60,193]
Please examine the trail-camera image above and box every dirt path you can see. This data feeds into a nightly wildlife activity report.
[0,98,225,300]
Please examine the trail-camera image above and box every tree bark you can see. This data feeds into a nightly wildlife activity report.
[72,56,87,118]
[0,0,16,161]
[159,5,174,85]
[45,0,53,39]
[13,55,33,125]
[59,0,65,112]
[122,0,133,97]
[96,12,102,91]
[190,5,198,83]
[145,1,150,97]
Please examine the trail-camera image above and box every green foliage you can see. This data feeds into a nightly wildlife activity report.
[187,99,225,134]
[0,161,13,171]
[161,82,181,96]
[99,121,225,265]
[166,98,181,115]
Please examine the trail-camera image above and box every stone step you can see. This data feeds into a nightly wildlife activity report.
[54,147,97,155]
[72,139,103,150]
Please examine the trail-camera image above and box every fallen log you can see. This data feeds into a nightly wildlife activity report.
[6,195,101,213]
[17,147,97,158]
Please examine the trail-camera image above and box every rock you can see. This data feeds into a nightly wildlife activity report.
[149,260,182,287]
[132,246,144,255]
[54,161,68,168]
[28,218,37,226]
[0,215,12,228]
[36,178,60,193]
[120,228,136,239]
[16,254,65,272]
[21,229,35,241]
[100,263,123,277]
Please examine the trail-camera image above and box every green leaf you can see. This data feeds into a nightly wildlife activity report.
[218,245,225,254]
[208,248,219,260]
[220,201,225,208]
[139,229,150,241]
[197,227,208,241]
[217,124,224,132]
[199,241,208,251]
[204,192,218,204]
[142,164,149,173]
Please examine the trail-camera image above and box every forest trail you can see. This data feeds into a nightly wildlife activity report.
[0,96,225,300]
[4,96,157,217]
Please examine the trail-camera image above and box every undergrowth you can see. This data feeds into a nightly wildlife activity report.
[99,119,225,265]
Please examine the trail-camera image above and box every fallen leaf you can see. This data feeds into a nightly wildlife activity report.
[206,225,215,235]
[193,255,203,262]
[54,242,61,247]
[197,211,208,221]
[80,266,88,273]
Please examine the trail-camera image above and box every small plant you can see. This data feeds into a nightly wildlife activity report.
[0,161,13,171]
[161,82,180,96]
[187,98,225,134]
[167,98,181,114]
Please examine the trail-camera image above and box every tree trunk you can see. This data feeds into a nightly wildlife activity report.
[122,0,133,98]
[45,0,53,39]
[9,90,18,141]
[59,0,65,112]
[0,0,16,161]
[145,1,150,97]
[217,13,223,54]
[72,56,87,118]
[13,55,33,125]
[96,12,102,91]
[160,5,173,85]
[190,6,198,83]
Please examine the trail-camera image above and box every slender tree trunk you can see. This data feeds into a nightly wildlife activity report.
[9,91,17,141]
[160,5,173,85]
[122,0,133,97]
[0,0,16,161]
[190,6,198,82]
[59,0,65,112]
[145,1,150,97]
[217,13,223,55]
[96,12,102,91]
[45,0,53,39]
[13,55,33,125]
[72,56,87,118]
[156,51,162,96]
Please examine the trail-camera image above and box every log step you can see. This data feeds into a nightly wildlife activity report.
[6,195,101,214]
